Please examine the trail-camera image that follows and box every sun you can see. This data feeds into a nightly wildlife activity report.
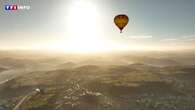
[61,0,109,53]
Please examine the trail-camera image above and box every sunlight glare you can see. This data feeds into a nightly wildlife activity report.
[63,0,107,53]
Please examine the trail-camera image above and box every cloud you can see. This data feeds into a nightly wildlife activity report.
[160,34,195,42]
[128,35,153,39]
[184,38,195,41]
[161,38,178,41]
[181,35,195,39]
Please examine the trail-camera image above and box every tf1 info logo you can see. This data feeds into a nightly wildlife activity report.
[4,4,30,11]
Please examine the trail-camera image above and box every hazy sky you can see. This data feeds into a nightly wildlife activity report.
[0,0,195,52]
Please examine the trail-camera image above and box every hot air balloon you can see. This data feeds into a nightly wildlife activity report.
[114,14,129,33]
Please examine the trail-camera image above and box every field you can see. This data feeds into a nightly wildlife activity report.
[0,50,195,110]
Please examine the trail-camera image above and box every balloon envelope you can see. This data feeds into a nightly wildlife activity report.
[114,14,129,33]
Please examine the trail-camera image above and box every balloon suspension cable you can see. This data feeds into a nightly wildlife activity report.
[120,30,122,33]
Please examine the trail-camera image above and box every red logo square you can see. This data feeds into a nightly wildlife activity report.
[13,5,17,10]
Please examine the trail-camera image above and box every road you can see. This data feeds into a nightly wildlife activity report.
[12,91,37,110]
